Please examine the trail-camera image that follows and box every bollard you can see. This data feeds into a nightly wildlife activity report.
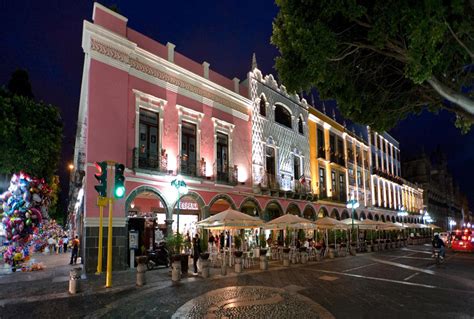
[301,252,308,264]
[234,257,242,273]
[201,260,209,278]
[69,267,82,294]
[221,255,227,276]
[283,253,290,266]
[136,256,147,287]
[171,260,181,283]
[329,249,335,259]
[259,255,268,270]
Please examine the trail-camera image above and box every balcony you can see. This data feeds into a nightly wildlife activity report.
[213,163,238,186]
[133,148,167,173]
[330,192,347,203]
[260,173,280,190]
[317,147,325,159]
[178,155,206,178]
[373,167,403,184]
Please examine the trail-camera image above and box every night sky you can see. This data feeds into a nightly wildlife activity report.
[1,1,472,210]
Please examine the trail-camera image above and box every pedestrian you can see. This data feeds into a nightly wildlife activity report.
[47,236,54,254]
[208,233,215,248]
[192,234,201,275]
[219,232,225,252]
[58,237,63,254]
[63,236,68,253]
[54,237,59,254]
[70,235,80,265]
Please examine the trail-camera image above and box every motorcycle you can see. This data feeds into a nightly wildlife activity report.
[432,248,443,265]
[147,242,170,270]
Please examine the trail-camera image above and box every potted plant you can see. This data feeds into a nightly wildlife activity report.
[233,235,243,258]
[165,233,184,262]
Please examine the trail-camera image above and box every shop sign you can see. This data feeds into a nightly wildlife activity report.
[159,201,198,210]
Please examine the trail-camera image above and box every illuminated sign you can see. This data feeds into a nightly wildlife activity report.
[158,201,199,210]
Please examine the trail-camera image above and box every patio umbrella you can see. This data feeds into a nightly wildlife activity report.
[196,208,264,230]
[341,218,378,230]
[263,214,316,230]
[314,217,348,230]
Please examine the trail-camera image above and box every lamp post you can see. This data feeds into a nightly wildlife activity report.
[346,195,360,231]
[397,206,408,239]
[171,175,188,234]
[346,195,359,249]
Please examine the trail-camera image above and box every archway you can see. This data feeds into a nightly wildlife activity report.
[125,186,169,259]
[390,216,395,223]
[240,197,262,218]
[381,215,386,222]
[208,194,236,215]
[367,212,373,220]
[360,211,366,220]
[286,203,301,216]
[318,207,329,218]
[353,211,359,220]
[341,210,350,220]
[263,200,284,222]
[374,214,380,221]
[303,205,316,221]
[330,208,340,220]
[172,191,206,235]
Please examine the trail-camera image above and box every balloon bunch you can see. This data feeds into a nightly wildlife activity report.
[0,172,52,265]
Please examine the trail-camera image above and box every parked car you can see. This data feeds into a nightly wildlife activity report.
[451,229,474,253]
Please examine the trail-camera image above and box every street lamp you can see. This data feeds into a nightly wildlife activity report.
[346,195,360,231]
[171,175,188,234]
[397,206,408,236]
[449,220,456,231]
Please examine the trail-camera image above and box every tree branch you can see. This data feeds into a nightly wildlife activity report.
[328,46,360,61]
[445,21,474,59]
[427,76,474,115]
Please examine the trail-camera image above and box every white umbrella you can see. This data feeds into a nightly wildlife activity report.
[263,214,316,230]
[314,217,348,230]
[196,208,264,230]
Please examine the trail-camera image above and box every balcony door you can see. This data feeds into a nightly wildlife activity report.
[139,109,159,168]
[216,133,229,182]
[181,121,197,175]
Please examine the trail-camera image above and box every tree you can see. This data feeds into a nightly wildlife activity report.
[0,71,63,184]
[272,0,474,133]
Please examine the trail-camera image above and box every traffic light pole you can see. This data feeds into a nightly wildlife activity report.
[96,196,107,274]
[106,197,113,288]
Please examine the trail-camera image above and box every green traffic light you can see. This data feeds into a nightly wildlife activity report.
[115,186,125,198]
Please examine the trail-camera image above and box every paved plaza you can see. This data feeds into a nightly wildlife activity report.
[0,245,473,318]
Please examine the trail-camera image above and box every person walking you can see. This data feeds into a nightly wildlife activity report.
[192,234,201,275]
[63,236,68,253]
[70,235,80,265]
[58,237,63,254]
[47,236,54,254]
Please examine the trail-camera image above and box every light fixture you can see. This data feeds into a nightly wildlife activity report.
[130,201,135,209]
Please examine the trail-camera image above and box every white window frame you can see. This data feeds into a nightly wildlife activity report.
[212,117,235,180]
[177,104,204,172]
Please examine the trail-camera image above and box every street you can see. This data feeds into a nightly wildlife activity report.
[1,244,473,318]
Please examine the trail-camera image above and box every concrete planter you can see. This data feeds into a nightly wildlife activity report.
[329,248,335,259]
[172,260,181,283]
[283,253,290,266]
[366,245,372,253]
[201,259,210,278]
[301,252,308,264]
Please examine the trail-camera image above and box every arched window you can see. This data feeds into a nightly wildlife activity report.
[274,104,292,128]
[298,117,304,134]
[259,96,266,116]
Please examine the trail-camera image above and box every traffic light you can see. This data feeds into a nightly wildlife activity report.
[114,163,125,199]
[94,161,108,197]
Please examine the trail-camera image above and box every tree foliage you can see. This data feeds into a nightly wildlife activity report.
[272,0,474,132]
[0,73,63,183]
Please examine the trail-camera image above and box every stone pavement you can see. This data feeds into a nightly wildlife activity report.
[0,245,473,318]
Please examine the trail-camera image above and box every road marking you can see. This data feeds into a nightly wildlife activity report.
[370,258,436,275]
[403,272,420,281]
[306,268,437,289]
[343,263,377,272]
[400,248,432,255]
[380,255,433,261]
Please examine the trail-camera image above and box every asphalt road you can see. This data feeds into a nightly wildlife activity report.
[1,245,473,318]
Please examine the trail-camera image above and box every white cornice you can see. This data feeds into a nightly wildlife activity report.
[93,2,128,23]
[83,21,251,121]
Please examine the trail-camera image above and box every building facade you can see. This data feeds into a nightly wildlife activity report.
[403,150,467,229]
[71,4,426,273]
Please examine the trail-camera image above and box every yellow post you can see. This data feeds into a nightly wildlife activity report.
[106,197,113,288]
[96,204,103,274]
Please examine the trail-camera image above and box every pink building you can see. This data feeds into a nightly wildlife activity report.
[73,3,255,272]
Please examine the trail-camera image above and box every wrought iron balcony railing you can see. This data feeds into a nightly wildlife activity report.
[213,162,238,185]
[133,148,168,173]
